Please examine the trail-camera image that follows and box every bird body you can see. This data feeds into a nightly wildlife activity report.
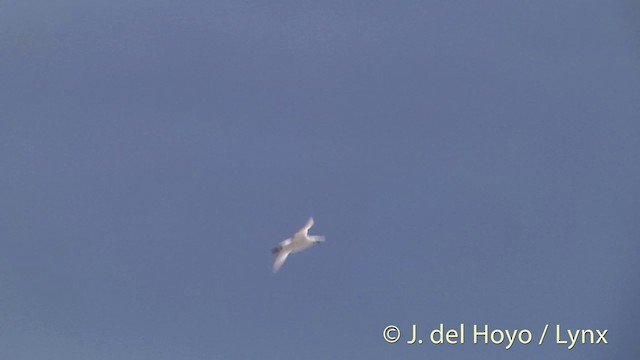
[272,217,325,273]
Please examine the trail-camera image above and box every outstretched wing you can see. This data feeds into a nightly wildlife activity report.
[273,250,290,273]
[294,217,314,237]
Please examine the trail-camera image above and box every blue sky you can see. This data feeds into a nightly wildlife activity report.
[2,1,639,359]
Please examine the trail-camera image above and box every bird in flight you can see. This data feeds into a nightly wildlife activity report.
[272,217,325,273]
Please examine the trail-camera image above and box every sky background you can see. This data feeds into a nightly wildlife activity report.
[2,1,639,359]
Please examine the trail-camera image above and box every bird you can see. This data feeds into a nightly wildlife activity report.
[272,217,325,273]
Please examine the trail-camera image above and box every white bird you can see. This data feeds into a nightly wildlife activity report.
[272,217,325,273]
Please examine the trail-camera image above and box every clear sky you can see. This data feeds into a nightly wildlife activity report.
[2,1,639,359]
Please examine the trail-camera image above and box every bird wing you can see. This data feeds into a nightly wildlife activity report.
[273,250,290,273]
[295,217,314,237]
